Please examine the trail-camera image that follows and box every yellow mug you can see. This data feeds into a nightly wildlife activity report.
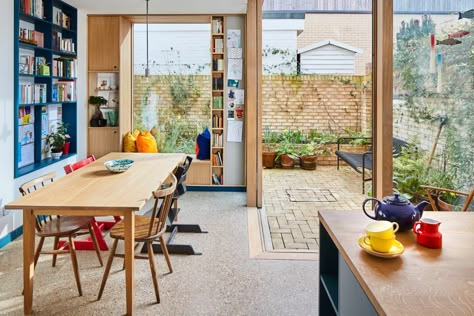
[364,235,395,253]
[366,220,399,240]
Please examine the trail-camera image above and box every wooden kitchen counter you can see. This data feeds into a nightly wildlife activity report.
[318,210,474,316]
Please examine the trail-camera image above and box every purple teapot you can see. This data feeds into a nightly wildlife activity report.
[362,193,429,231]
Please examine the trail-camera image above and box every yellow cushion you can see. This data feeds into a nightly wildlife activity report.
[136,131,158,153]
[123,129,140,152]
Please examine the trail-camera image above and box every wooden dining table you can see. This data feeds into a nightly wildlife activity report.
[5,152,185,315]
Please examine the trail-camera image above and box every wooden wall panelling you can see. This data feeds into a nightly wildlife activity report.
[373,0,394,199]
[88,16,120,71]
[119,16,132,148]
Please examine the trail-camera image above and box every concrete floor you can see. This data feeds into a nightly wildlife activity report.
[0,192,318,315]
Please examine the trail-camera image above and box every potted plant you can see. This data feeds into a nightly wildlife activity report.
[89,95,108,127]
[275,141,298,169]
[298,143,321,170]
[45,122,70,159]
[262,127,278,168]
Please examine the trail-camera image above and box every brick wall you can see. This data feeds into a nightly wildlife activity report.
[262,74,372,135]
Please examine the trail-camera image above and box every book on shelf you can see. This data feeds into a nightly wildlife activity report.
[212,114,223,128]
[33,83,47,103]
[53,7,71,29]
[214,38,224,53]
[19,27,42,46]
[212,58,224,71]
[213,96,223,109]
[212,133,223,147]
[20,0,44,18]
[53,80,76,102]
[212,77,223,90]
[53,58,77,77]
[19,55,35,74]
[212,173,223,185]
[18,105,34,125]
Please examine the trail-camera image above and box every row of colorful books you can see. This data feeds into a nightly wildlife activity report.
[20,83,47,104]
[53,58,77,78]
[19,27,44,47]
[19,55,47,75]
[212,151,223,166]
[53,31,75,53]
[212,133,223,147]
[213,96,223,109]
[212,173,223,185]
[53,7,71,29]
[52,81,75,102]
[20,0,44,18]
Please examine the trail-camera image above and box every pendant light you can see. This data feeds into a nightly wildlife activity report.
[145,0,150,77]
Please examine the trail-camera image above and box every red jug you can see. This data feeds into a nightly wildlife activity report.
[413,218,442,249]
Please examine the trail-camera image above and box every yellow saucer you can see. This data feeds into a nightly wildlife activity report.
[358,236,404,258]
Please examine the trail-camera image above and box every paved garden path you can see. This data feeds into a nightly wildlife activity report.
[263,166,367,251]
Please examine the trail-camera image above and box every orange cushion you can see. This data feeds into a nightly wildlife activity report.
[136,131,158,153]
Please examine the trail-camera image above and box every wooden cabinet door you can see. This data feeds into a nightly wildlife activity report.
[88,127,120,159]
[88,16,120,71]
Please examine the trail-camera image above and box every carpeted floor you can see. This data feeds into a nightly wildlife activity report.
[0,192,318,315]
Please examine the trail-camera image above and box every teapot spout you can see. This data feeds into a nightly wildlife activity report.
[415,201,430,217]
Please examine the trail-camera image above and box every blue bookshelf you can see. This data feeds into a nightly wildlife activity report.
[14,0,78,178]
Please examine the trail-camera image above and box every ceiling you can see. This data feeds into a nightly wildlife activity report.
[64,0,248,15]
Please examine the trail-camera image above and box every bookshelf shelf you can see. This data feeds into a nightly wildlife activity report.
[210,15,226,186]
[14,0,78,178]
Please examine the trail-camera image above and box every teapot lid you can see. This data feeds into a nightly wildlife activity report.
[383,193,410,206]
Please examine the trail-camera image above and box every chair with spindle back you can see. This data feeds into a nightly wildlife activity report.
[98,173,177,303]
[421,185,474,212]
[64,155,121,250]
[19,172,103,296]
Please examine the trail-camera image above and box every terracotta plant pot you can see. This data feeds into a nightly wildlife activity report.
[437,196,454,212]
[262,151,277,168]
[279,154,295,169]
[300,155,317,170]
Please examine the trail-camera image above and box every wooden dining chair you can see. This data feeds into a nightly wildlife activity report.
[98,173,177,303]
[19,172,103,296]
[64,154,121,250]
[421,185,474,212]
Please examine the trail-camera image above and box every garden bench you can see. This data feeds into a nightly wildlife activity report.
[335,137,408,194]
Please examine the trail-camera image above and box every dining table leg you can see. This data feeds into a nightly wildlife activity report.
[123,212,135,315]
[23,209,36,314]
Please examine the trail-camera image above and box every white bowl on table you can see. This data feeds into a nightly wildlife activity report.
[104,159,134,173]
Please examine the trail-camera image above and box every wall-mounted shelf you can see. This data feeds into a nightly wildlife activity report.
[14,0,78,178]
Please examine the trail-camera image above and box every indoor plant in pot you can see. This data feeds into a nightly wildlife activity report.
[89,95,108,127]
[45,122,70,159]
[275,141,298,169]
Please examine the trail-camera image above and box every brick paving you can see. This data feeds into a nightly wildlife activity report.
[263,166,367,251]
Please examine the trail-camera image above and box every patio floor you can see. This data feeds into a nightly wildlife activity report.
[262,165,368,251]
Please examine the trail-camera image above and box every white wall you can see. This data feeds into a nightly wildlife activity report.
[262,19,304,74]
[0,3,87,243]
[300,45,357,74]
[133,24,211,75]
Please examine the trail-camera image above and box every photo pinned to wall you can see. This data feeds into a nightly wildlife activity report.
[227,109,235,120]
[228,58,242,80]
[229,88,244,105]
[228,79,239,88]
[227,29,241,48]
[228,47,242,59]
[236,105,244,120]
